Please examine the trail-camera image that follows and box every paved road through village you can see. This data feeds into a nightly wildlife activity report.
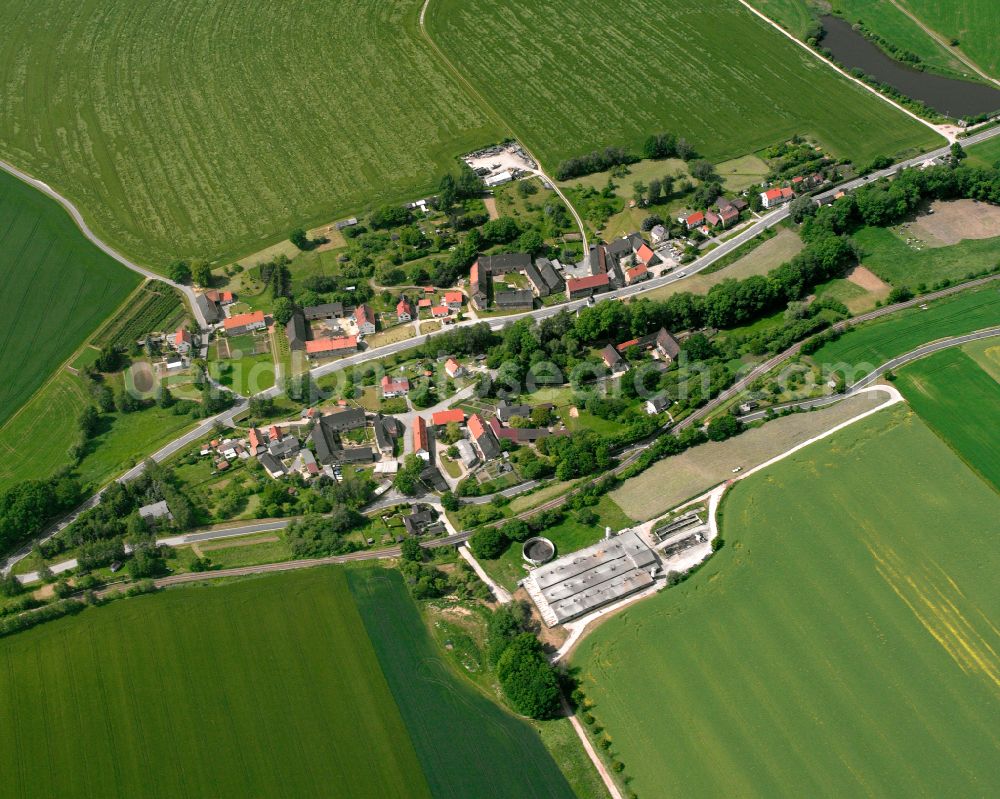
[2,124,999,574]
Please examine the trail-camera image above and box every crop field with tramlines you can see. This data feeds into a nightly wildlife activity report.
[349,568,577,799]
[895,346,1000,491]
[0,169,139,427]
[886,0,1000,80]
[0,0,500,269]
[575,405,1000,798]
[426,0,941,167]
[0,567,576,799]
[812,285,1000,380]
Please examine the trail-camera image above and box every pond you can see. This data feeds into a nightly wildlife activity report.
[819,15,1000,119]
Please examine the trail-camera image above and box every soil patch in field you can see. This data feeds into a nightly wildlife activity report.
[483,196,499,220]
[846,265,891,292]
[908,199,1000,247]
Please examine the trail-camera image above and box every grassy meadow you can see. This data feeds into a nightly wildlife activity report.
[0,169,139,425]
[895,346,1000,491]
[0,0,500,268]
[643,228,804,301]
[853,225,1000,287]
[0,369,200,493]
[575,405,1000,797]
[427,0,941,167]
[812,284,1000,377]
[830,0,977,79]
[967,134,1000,169]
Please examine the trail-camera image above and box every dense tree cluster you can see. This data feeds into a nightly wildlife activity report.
[555,146,637,181]
[0,475,81,556]
[285,512,364,558]
[485,604,561,719]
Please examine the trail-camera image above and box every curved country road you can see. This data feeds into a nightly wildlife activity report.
[0,157,208,327]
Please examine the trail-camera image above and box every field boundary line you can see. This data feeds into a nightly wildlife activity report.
[734,0,953,143]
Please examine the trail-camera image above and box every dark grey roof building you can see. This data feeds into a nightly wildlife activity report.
[286,311,308,351]
[478,252,531,275]
[303,302,344,320]
[259,452,286,478]
[496,402,532,422]
[334,446,375,464]
[605,237,632,259]
[268,436,300,458]
[374,414,397,454]
[536,258,564,293]
[655,328,681,360]
[197,294,223,325]
[310,420,340,464]
[523,261,549,296]
[320,407,366,432]
[494,289,533,310]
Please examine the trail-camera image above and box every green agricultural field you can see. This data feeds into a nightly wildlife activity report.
[347,567,577,799]
[0,369,201,493]
[893,0,1000,80]
[830,0,979,79]
[964,335,1000,380]
[853,225,1000,287]
[745,0,820,40]
[576,405,1000,797]
[0,0,500,268]
[967,135,1000,169]
[426,0,940,167]
[0,372,91,490]
[0,569,433,798]
[812,284,1000,378]
[0,169,139,426]
[895,346,1000,491]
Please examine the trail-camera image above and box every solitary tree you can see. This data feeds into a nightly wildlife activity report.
[168,260,192,284]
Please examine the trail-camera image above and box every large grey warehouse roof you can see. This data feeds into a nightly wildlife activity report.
[527,529,659,625]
